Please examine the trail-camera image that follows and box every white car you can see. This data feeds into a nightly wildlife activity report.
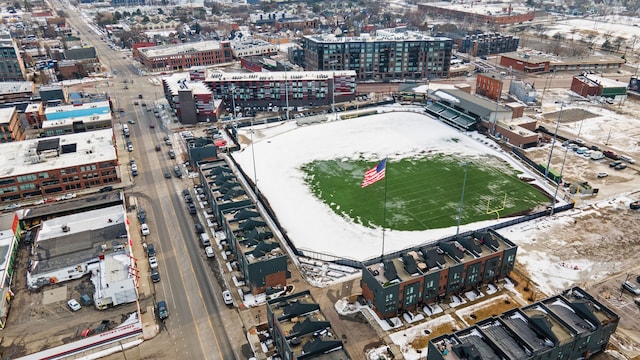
[141,223,150,236]
[205,246,215,258]
[222,290,233,305]
[67,299,81,311]
[149,256,158,269]
[57,193,77,201]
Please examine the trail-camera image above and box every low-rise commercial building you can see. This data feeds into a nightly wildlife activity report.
[0,81,34,109]
[137,40,233,73]
[571,74,628,99]
[0,129,119,203]
[26,205,138,309]
[266,290,349,359]
[427,287,619,360]
[0,107,23,142]
[361,230,517,319]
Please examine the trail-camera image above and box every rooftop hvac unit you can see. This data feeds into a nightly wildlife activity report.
[61,225,70,232]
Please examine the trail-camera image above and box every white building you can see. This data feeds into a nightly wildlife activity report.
[27,205,138,309]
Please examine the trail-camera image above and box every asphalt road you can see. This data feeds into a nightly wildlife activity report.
[58,4,239,359]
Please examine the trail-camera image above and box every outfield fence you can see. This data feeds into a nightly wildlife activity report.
[297,202,575,269]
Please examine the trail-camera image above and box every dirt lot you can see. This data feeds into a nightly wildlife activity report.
[504,90,640,359]
[0,238,147,358]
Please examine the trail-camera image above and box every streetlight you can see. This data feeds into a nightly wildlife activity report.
[329,60,338,120]
[544,103,564,180]
[284,66,290,121]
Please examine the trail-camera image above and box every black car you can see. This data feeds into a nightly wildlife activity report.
[195,223,204,234]
[609,160,622,168]
[151,269,160,283]
[174,166,182,178]
[615,163,627,170]
[184,194,193,203]
[182,189,190,197]
[99,185,114,193]
[168,149,175,159]
[187,202,197,214]
[138,209,147,223]
[164,170,171,178]
[147,244,156,257]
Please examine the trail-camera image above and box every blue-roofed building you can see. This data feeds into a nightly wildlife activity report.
[42,100,112,136]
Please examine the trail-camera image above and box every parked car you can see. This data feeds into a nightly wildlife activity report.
[155,145,161,151]
[187,202,197,214]
[609,160,622,168]
[630,201,640,210]
[195,223,204,234]
[205,246,215,258]
[147,244,156,257]
[615,163,627,170]
[151,269,160,283]
[603,150,619,160]
[184,194,193,203]
[222,290,233,305]
[138,209,146,223]
[164,170,171,178]
[141,223,150,236]
[157,300,168,320]
[622,281,640,295]
[138,94,143,99]
[67,299,82,311]
[620,155,635,164]
[168,149,175,159]
[149,256,158,269]
[597,172,608,178]
[174,166,182,178]
[99,185,114,193]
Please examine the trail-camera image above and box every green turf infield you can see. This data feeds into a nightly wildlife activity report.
[301,155,550,230]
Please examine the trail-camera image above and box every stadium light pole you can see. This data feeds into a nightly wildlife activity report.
[544,103,564,180]
[250,120,258,198]
[550,140,569,216]
[284,65,290,121]
[455,163,469,236]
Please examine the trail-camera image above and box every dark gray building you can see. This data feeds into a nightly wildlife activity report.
[301,29,452,81]
[427,287,619,360]
[266,290,349,359]
[361,230,517,319]
[198,160,288,295]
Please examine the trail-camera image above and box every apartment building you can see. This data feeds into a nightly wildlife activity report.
[301,29,452,81]
[361,230,517,319]
[137,40,233,73]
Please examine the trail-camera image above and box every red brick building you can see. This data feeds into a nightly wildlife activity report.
[476,73,504,101]
[500,52,550,73]
[138,40,233,73]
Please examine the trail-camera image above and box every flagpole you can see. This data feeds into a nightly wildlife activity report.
[381,160,388,260]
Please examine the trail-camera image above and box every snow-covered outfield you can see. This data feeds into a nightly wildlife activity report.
[233,110,548,262]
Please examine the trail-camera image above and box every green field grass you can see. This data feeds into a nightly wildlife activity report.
[301,155,550,231]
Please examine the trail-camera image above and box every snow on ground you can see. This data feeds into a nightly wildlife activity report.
[388,314,457,360]
[233,111,545,261]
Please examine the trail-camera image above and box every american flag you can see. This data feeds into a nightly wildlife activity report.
[361,159,387,188]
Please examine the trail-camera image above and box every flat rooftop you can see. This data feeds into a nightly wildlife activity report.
[0,128,117,178]
[0,107,15,124]
[139,40,226,58]
[205,70,356,83]
[162,72,214,96]
[44,100,110,120]
[0,81,32,94]
[304,29,449,43]
[31,205,128,275]
[41,112,112,129]
[421,1,533,16]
